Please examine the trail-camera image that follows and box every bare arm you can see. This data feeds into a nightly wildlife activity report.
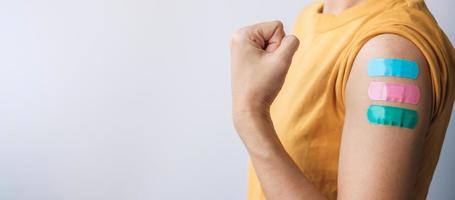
[231,21,327,199]
[230,21,431,199]
[338,34,431,199]
[234,110,327,200]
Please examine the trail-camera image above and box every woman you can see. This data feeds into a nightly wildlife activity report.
[230,0,454,199]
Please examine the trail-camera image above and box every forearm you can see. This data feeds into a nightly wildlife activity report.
[234,110,327,200]
[230,21,326,200]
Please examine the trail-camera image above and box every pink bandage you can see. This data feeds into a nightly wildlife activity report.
[368,81,420,105]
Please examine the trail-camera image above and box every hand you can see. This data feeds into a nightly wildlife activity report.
[230,21,300,125]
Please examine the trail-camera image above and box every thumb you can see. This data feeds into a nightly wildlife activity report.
[274,35,300,63]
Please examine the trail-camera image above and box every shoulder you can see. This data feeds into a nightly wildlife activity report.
[346,33,432,131]
[354,34,428,70]
[338,33,433,198]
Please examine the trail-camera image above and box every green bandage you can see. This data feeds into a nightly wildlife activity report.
[367,105,418,129]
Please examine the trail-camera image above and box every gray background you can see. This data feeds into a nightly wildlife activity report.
[0,0,453,199]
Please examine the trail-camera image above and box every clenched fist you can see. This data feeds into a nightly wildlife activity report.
[230,21,300,127]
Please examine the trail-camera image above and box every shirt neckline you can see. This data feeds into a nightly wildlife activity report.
[313,0,399,32]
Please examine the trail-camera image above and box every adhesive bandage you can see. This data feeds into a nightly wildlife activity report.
[368,81,420,104]
[367,105,418,129]
[368,58,419,79]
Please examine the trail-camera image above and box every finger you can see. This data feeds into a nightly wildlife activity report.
[274,35,300,63]
[249,21,285,52]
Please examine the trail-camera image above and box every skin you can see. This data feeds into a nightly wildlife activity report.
[230,1,432,199]
[322,0,364,13]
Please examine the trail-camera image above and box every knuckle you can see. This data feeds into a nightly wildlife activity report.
[270,20,283,28]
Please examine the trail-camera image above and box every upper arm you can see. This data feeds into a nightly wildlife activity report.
[338,34,432,199]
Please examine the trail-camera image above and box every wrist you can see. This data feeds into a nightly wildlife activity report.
[231,100,286,160]
[232,108,284,160]
[233,96,271,115]
[232,102,271,128]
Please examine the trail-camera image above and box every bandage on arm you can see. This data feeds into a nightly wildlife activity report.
[368,81,420,105]
[338,34,432,200]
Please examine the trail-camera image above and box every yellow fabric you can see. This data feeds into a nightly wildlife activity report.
[246,0,455,199]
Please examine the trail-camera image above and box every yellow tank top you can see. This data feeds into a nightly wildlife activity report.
[246,0,455,199]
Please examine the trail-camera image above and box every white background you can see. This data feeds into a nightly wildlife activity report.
[0,0,453,199]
